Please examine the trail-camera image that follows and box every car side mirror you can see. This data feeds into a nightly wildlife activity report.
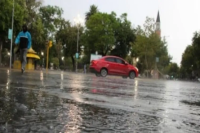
[125,62,128,65]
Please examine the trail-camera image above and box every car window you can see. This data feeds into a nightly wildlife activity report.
[115,58,125,64]
[105,57,115,63]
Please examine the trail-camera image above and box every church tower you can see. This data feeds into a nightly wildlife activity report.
[155,11,161,37]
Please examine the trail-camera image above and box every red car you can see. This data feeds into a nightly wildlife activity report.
[90,56,139,79]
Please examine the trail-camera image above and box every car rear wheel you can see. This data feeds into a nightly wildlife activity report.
[100,68,108,77]
[129,71,136,79]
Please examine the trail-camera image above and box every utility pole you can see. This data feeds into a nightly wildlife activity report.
[74,15,83,73]
[46,41,52,72]
[9,0,15,69]
[76,26,79,72]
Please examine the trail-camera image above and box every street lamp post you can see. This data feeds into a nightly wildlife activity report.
[80,46,84,58]
[9,0,15,69]
[76,26,79,72]
[74,15,83,73]
[41,52,44,69]
[62,56,65,68]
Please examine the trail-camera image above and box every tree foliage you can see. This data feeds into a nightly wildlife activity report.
[51,57,59,68]
[163,62,179,78]
[24,0,45,52]
[83,12,117,56]
[39,5,63,38]
[85,5,99,22]
[0,0,26,64]
[39,5,64,66]
[55,20,84,70]
[181,31,200,78]
[110,13,136,58]
[2,2,191,78]
[132,17,171,74]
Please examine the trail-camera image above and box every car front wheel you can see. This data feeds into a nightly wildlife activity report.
[100,68,108,77]
[129,71,136,79]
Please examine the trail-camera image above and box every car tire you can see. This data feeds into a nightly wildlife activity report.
[100,68,108,77]
[129,71,136,79]
[95,73,101,77]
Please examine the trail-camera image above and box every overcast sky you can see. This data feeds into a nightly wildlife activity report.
[44,0,200,65]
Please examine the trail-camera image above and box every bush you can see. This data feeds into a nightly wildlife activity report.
[52,57,59,68]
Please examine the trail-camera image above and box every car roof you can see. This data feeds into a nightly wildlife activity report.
[102,56,123,60]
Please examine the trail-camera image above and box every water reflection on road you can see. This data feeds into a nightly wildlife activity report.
[0,69,200,133]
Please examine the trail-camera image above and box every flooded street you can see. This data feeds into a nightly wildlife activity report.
[0,69,200,133]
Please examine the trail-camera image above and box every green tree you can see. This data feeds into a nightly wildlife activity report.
[132,17,171,75]
[39,5,63,38]
[0,0,26,65]
[23,0,45,52]
[165,62,179,78]
[83,12,118,56]
[181,45,194,74]
[110,13,136,58]
[55,20,84,71]
[39,5,64,66]
[85,5,99,22]
[180,31,200,79]
[192,32,200,70]
[51,57,59,68]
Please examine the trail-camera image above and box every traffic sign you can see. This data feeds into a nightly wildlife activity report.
[75,53,79,59]
[49,41,52,47]
[156,57,159,62]
[8,29,12,39]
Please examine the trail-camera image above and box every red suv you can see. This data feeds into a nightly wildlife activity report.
[90,56,139,79]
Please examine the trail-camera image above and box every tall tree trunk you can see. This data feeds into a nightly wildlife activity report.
[145,49,149,77]
[0,42,2,66]
[71,55,75,71]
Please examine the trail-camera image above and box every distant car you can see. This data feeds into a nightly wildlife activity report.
[89,56,139,79]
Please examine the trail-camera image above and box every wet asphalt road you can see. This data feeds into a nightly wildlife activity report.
[0,69,200,133]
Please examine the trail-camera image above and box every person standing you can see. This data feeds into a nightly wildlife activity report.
[15,24,32,73]
[84,64,87,74]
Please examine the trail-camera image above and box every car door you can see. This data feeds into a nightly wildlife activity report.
[115,58,127,75]
[104,57,118,74]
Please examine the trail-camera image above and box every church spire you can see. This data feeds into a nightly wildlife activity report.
[156,11,160,23]
[155,11,161,37]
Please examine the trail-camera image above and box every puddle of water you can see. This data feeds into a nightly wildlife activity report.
[0,87,199,133]
[181,100,200,107]
[0,88,163,132]
[0,70,200,133]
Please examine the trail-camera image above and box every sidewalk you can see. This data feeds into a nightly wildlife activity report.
[0,67,94,76]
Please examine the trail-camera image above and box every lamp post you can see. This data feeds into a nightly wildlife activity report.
[80,46,84,59]
[9,0,15,69]
[41,52,44,69]
[62,56,65,69]
[74,15,83,72]
[136,57,139,62]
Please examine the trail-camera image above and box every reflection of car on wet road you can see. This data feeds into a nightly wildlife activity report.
[89,56,139,79]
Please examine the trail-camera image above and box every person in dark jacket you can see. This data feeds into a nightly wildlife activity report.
[15,24,32,73]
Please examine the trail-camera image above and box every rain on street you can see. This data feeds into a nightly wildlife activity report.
[0,69,200,133]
